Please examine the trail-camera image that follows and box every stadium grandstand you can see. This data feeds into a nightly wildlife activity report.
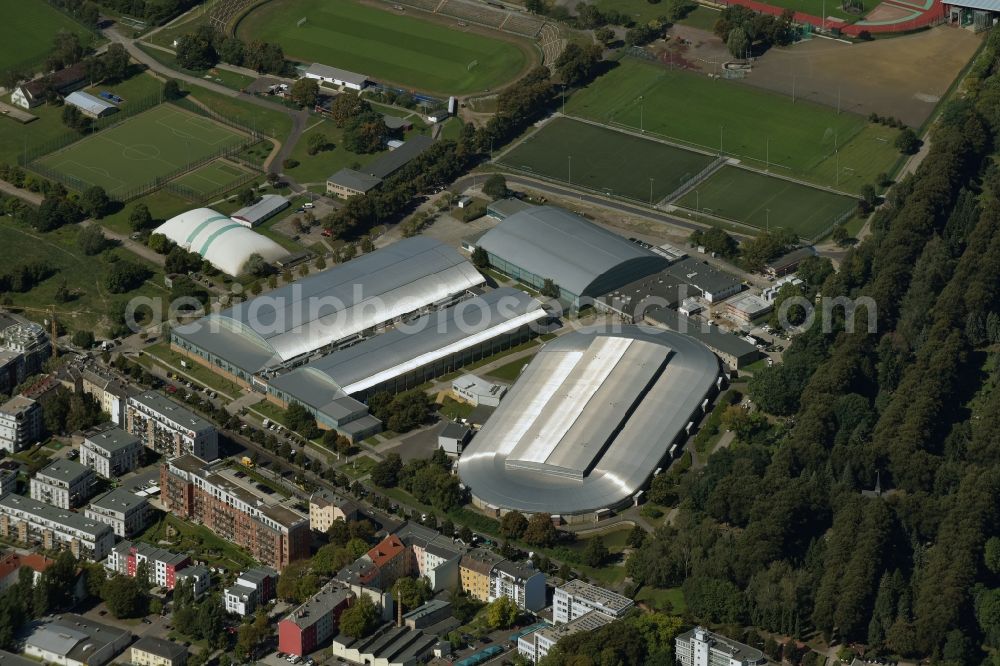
[265,288,547,433]
[154,208,287,276]
[474,206,671,304]
[458,325,720,522]
[170,237,486,390]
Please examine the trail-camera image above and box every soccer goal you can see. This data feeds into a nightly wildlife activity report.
[467,59,479,71]
[297,16,307,27]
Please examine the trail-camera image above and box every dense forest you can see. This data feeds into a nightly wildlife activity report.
[624,29,1000,665]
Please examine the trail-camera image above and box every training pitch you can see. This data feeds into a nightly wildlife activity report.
[566,58,893,190]
[498,117,715,203]
[32,105,248,196]
[236,0,531,95]
[170,160,251,197]
[1,0,95,72]
[675,166,856,239]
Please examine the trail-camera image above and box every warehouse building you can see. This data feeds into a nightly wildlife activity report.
[644,307,761,370]
[153,208,287,276]
[724,293,772,324]
[458,326,719,521]
[265,289,545,435]
[25,614,131,666]
[230,194,289,228]
[170,237,485,391]
[665,257,742,303]
[475,206,671,304]
[64,91,117,118]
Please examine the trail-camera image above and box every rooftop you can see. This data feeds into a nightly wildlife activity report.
[113,540,189,567]
[725,293,772,316]
[36,458,92,484]
[643,307,760,360]
[493,558,540,581]
[88,487,147,514]
[130,391,214,432]
[283,583,353,630]
[458,326,719,515]
[132,636,187,660]
[678,626,766,664]
[665,257,742,297]
[0,395,36,416]
[83,423,140,453]
[535,610,612,643]
[403,599,450,622]
[365,134,434,180]
[767,246,816,271]
[304,63,369,86]
[231,194,289,224]
[26,614,129,661]
[558,579,634,613]
[368,534,406,568]
[0,649,40,666]
[326,168,382,193]
[460,548,504,576]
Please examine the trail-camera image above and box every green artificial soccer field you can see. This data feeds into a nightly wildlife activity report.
[565,58,893,191]
[675,166,857,239]
[170,160,251,197]
[236,0,532,95]
[32,105,247,196]
[498,117,715,204]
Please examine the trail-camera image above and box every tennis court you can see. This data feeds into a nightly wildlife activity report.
[32,105,249,196]
[497,117,715,203]
[674,166,856,239]
[170,160,252,197]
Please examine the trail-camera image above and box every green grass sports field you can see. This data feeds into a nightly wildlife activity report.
[498,117,715,203]
[0,0,95,72]
[675,166,856,239]
[566,58,894,191]
[170,160,250,196]
[32,105,247,196]
[236,0,531,95]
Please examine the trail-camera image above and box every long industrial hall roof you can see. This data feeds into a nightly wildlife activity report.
[458,325,719,516]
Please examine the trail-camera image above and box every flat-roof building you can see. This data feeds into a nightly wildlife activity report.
[0,494,114,560]
[476,206,670,304]
[25,614,131,666]
[224,566,278,616]
[230,194,289,228]
[80,423,141,479]
[553,579,633,624]
[452,373,507,407]
[302,63,369,90]
[519,612,612,663]
[0,395,42,453]
[666,257,743,303]
[460,326,719,521]
[644,307,761,370]
[84,487,151,538]
[31,459,96,509]
[765,246,815,278]
[724,293,773,324]
[161,455,309,569]
[675,626,767,666]
[126,392,218,461]
[491,559,545,611]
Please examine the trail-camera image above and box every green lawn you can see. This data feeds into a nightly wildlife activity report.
[635,585,687,613]
[143,342,244,398]
[139,514,256,570]
[498,117,715,203]
[98,189,194,235]
[81,71,165,109]
[487,357,530,382]
[566,58,893,192]
[136,43,257,92]
[439,396,475,421]
[675,166,857,239]
[182,84,294,142]
[170,159,252,196]
[340,455,377,480]
[0,218,168,335]
[235,0,533,95]
[32,104,249,196]
[0,0,96,72]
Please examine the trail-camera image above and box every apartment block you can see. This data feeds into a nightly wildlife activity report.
[161,455,310,569]
[308,489,358,533]
[127,392,218,461]
[224,567,278,616]
[0,315,50,396]
[553,579,634,625]
[84,487,151,538]
[394,522,464,592]
[176,564,211,599]
[518,611,613,663]
[675,626,767,666]
[490,559,545,612]
[0,494,114,560]
[459,548,505,603]
[277,583,353,657]
[0,467,16,497]
[130,636,187,666]
[106,541,191,590]
[30,459,96,509]
[0,395,43,453]
[81,369,130,426]
[80,423,141,479]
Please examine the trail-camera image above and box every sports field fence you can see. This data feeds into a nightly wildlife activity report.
[17,91,165,166]
[162,167,258,203]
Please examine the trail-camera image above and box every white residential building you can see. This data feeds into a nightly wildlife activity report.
[675,626,767,666]
[30,459,96,509]
[518,611,613,663]
[80,423,141,479]
[126,392,218,460]
[394,522,464,592]
[85,488,151,538]
[490,559,545,612]
[553,579,634,624]
[0,494,115,560]
[176,564,212,599]
[105,541,190,590]
[224,567,278,616]
[0,395,43,453]
[80,370,130,426]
